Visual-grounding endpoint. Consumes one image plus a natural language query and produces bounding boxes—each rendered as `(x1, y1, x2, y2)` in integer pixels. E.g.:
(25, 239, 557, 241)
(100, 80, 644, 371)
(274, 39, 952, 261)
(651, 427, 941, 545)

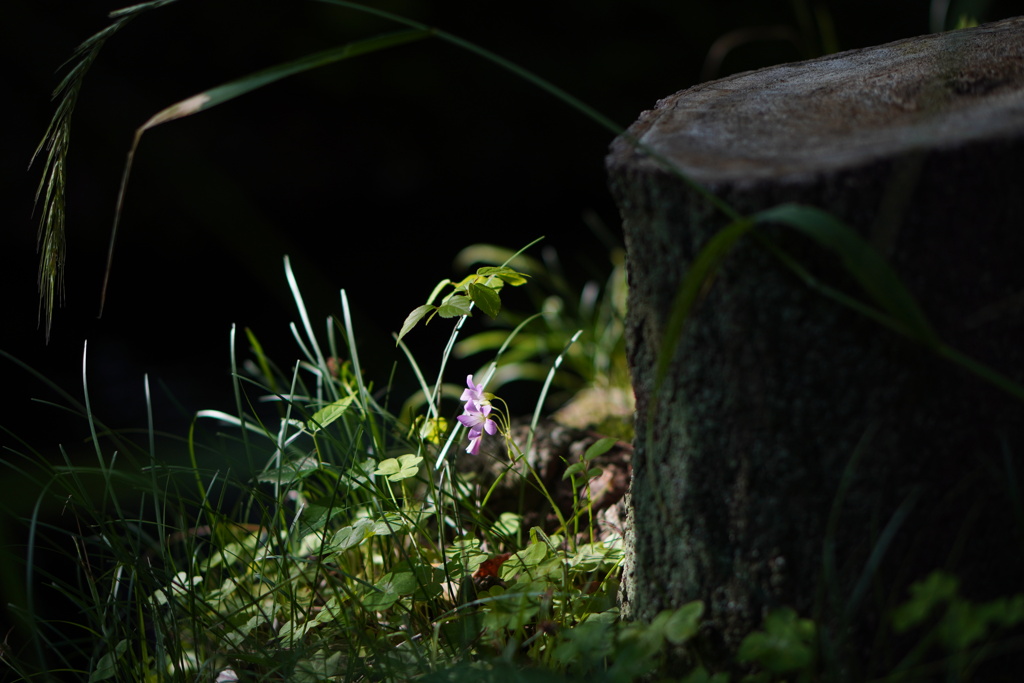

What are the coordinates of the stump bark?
(607, 17, 1024, 674)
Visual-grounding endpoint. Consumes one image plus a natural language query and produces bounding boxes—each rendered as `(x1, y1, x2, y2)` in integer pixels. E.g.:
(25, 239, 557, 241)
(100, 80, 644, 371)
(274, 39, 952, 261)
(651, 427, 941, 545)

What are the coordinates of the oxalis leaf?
(648, 601, 704, 645)
(738, 607, 816, 673)
(500, 541, 548, 579)
(88, 639, 128, 683)
(892, 570, 959, 632)
(374, 454, 423, 482)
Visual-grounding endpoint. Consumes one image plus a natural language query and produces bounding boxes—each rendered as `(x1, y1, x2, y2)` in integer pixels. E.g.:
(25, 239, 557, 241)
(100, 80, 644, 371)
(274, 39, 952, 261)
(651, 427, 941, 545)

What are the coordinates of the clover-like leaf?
(500, 541, 548, 580)
(416, 417, 448, 445)
(664, 601, 704, 644)
(374, 454, 423, 482)
(332, 518, 375, 552)
(892, 570, 959, 632)
(738, 608, 816, 673)
(363, 577, 400, 611)
(88, 639, 129, 683)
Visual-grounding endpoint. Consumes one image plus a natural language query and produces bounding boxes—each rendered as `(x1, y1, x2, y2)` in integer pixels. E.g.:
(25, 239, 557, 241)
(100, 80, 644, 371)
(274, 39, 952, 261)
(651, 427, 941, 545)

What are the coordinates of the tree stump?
(607, 17, 1024, 674)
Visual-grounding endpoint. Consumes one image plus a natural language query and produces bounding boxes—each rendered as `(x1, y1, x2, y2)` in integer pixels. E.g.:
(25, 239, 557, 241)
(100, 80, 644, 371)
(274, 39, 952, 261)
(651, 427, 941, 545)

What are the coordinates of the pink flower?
(461, 375, 488, 405)
(458, 375, 497, 454)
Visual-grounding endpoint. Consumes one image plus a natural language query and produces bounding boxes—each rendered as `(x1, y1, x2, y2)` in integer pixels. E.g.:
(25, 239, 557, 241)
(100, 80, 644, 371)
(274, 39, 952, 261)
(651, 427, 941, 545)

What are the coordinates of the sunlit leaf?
(307, 396, 355, 432)
(500, 542, 548, 579)
(469, 282, 501, 317)
(398, 304, 436, 342)
(438, 294, 473, 318)
(477, 265, 530, 286)
(374, 454, 423, 482)
(584, 437, 618, 462)
(417, 417, 448, 445)
(332, 518, 375, 551)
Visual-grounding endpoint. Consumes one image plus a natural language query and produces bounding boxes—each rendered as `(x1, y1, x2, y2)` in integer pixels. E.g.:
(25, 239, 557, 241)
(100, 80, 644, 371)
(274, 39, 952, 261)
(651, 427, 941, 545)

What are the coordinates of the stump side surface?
(609, 16, 1024, 674)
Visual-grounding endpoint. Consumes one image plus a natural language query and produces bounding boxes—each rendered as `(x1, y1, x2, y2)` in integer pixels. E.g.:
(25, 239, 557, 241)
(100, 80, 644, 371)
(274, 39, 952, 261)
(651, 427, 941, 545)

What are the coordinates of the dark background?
(4, 0, 1024, 670)
(3, 0, 1023, 625)
(7, 0, 1021, 439)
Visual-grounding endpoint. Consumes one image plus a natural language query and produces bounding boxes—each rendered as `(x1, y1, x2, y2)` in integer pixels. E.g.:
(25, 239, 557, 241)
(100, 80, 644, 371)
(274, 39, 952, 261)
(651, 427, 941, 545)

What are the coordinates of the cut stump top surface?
(612, 16, 1024, 183)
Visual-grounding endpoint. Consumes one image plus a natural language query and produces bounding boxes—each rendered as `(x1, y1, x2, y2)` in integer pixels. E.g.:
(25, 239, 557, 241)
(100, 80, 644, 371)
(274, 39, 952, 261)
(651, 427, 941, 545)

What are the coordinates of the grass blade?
(653, 216, 754, 390)
(753, 203, 939, 347)
(98, 29, 431, 318)
(31, 0, 182, 341)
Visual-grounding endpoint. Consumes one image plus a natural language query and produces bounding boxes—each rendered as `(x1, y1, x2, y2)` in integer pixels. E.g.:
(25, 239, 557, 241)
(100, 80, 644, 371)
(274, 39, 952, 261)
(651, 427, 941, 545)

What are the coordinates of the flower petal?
(461, 375, 486, 403)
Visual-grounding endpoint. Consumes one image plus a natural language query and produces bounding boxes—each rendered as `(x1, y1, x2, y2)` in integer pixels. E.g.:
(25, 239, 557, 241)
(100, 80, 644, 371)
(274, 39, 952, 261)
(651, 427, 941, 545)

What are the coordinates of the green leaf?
(362, 579, 400, 611)
(331, 518, 375, 551)
(584, 436, 618, 462)
(940, 599, 992, 650)
(370, 512, 407, 535)
(469, 281, 502, 317)
(398, 304, 436, 342)
(373, 453, 423, 482)
(681, 667, 730, 683)
(477, 265, 530, 286)
(564, 462, 604, 481)
(89, 639, 128, 683)
(258, 455, 320, 484)
(389, 562, 445, 600)
(438, 294, 473, 318)
(892, 570, 959, 632)
(501, 542, 548, 579)
(568, 541, 623, 572)
(738, 608, 816, 673)
(417, 417, 448, 445)
(307, 396, 355, 432)
(563, 462, 588, 480)
(664, 601, 704, 644)
(388, 571, 419, 595)
(492, 512, 522, 537)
